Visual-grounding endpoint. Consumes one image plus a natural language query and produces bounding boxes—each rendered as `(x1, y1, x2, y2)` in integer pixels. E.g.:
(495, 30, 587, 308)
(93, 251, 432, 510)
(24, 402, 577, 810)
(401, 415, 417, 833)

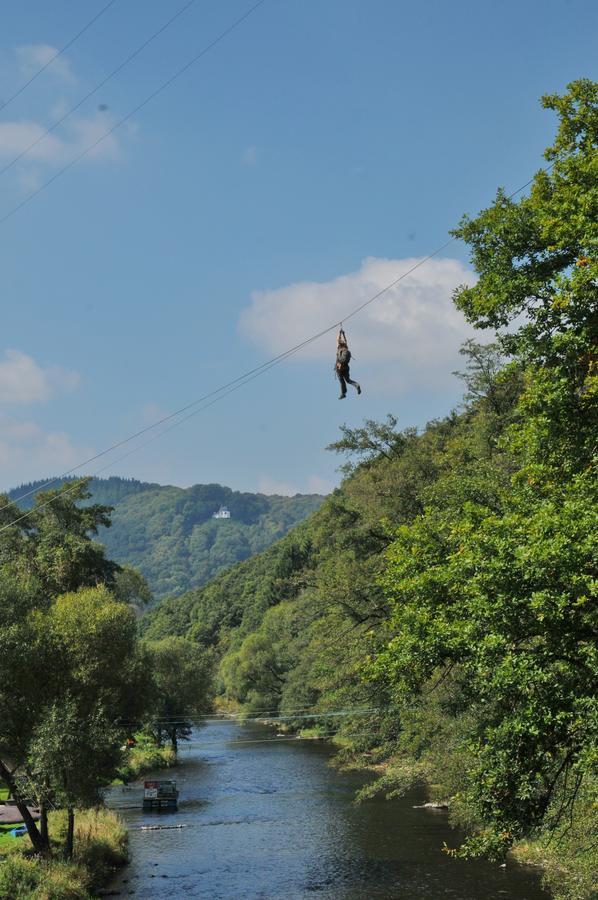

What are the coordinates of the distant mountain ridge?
(7, 476, 325, 601)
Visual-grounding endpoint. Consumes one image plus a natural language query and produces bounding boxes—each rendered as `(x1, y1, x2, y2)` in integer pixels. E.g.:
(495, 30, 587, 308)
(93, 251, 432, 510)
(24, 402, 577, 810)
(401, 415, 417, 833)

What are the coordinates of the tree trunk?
(40, 802, 48, 846)
(0, 759, 48, 855)
(65, 807, 75, 860)
(170, 728, 178, 754)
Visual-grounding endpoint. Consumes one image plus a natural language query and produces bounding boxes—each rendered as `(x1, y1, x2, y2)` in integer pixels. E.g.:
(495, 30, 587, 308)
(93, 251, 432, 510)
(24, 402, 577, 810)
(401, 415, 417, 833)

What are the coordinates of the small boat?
(142, 780, 179, 811)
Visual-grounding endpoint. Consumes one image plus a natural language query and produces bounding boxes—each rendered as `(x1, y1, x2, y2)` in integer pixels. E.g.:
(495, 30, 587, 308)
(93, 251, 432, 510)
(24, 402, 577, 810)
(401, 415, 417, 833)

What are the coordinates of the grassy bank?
(119, 733, 177, 782)
(511, 839, 597, 900)
(0, 807, 127, 899)
(510, 782, 598, 900)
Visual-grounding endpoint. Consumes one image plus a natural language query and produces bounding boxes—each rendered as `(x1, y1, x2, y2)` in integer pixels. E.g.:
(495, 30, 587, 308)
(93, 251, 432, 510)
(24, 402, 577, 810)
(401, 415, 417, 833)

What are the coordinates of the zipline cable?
(0, 0, 119, 112)
(0, 0, 200, 180)
(0, 161, 555, 532)
(0, 327, 336, 528)
(3, 285, 364, 518)
(0, 0, 268, 228)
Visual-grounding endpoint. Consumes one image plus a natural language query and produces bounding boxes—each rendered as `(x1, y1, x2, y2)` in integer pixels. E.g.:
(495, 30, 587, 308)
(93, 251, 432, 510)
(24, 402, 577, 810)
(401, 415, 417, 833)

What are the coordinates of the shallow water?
(106, 720, 548, 899)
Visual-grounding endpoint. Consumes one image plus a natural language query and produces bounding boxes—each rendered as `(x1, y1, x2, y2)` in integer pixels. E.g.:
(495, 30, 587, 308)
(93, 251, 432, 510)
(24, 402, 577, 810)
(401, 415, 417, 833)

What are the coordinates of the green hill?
(8, 477, 324, 600)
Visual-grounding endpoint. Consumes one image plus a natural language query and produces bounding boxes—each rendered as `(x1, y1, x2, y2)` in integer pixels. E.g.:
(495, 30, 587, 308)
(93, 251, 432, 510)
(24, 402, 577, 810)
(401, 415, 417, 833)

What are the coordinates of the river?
(105, 720, 548, 899)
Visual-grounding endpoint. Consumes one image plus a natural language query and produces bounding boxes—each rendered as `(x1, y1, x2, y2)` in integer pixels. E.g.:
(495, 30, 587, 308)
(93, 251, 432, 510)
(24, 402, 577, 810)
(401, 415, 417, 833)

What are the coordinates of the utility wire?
(0, 162, 554, 532)
(0, 0, 268, 228)
(0, 0, 199, 179)
(178, 731, 352, 749)
(0, 0, 119, 112)
(119, 703, 384, 728)
(146, 700, 385, 719)
(135, 704, 354, 720)
(147, 707, 386, 723)
(151, 697, 373, 717)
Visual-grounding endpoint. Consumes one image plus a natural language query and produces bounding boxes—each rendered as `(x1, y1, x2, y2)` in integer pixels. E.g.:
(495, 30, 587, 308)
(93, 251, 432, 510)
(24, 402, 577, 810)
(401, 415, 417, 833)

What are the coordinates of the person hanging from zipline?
(335, 327, 361, 399)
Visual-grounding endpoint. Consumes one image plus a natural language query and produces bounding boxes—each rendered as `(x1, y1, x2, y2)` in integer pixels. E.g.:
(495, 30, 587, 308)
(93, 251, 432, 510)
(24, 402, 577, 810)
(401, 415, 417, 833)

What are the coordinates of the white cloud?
(0, 411, 94, 492)
(0, 45, 129, 184)
(240, 256, 479, 390)
(67, 111, 121, 161)
(15, 44, 75, 84)
(0, 349, 80, 405)
(0, 109, 122, 167)
(0, 350, 87, 490)
(0, 121, 64, 163)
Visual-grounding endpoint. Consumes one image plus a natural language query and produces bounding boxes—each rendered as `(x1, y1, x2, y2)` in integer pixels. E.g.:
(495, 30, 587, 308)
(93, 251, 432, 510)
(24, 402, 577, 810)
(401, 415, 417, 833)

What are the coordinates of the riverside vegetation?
(0, 481, 214, 897)
(144, 82, 597, 900)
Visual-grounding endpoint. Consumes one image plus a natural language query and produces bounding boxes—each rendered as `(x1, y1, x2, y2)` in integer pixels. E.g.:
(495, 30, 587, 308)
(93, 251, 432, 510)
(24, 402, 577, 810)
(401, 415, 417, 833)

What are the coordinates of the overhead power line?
(0, 162, 554, 534)
(146, 706, 387, 723)
(0, 0, 199, 180)
(178, 731, 359, 749)
(0, 0, 268, 228)
(0, 0, 119, 113)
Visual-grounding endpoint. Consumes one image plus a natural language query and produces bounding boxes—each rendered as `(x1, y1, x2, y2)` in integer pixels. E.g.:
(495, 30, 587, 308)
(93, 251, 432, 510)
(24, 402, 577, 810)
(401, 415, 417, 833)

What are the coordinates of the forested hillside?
(8, 477, 324, 600)
(143, 82, 597, 899)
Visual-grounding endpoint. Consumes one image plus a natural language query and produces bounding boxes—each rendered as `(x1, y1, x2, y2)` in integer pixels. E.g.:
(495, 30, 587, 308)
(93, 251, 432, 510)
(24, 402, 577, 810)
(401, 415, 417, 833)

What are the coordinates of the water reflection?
(106, 721, 548, 899)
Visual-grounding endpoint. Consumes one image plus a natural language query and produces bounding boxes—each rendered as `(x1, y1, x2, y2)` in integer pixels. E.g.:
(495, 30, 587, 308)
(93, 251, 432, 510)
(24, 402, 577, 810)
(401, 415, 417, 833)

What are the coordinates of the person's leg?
(338, 372, 347, 398)
(344, 367, 361, 394)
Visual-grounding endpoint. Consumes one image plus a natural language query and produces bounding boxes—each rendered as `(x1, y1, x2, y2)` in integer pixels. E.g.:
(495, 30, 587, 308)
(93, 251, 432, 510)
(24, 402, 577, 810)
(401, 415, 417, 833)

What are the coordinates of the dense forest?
(144, 82, 597, 899)
(8, 477, 323, 600)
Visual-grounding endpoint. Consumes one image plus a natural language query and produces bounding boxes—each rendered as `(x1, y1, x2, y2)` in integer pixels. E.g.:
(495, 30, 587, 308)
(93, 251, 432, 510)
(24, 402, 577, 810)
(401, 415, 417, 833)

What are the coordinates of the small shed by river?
(142, 780, 178, 811)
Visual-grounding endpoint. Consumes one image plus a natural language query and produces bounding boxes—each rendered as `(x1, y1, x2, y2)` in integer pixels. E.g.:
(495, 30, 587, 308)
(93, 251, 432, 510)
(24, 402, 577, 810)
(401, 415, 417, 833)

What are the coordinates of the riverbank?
(119, 733, 176, 782)
(0, 808, 127, 899)
(341, 747, 596, 900)
(511, 827, 597, 900)
(0, 737, 173, 899)
(259, 721, 595, 900)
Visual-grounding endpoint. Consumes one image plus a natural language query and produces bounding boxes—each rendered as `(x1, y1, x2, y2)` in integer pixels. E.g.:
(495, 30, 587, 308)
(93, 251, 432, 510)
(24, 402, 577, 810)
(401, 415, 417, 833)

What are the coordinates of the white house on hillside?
(213, 506, 231, 519)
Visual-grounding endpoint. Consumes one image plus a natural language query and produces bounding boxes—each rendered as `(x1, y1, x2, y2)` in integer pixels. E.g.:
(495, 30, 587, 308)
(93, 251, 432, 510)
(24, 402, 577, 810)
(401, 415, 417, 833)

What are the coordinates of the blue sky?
(1, 0, 596, 495)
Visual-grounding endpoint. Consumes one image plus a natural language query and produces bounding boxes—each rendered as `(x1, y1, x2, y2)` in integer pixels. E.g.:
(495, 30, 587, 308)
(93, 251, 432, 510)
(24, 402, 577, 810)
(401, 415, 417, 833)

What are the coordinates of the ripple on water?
(106, 722, 549, 900)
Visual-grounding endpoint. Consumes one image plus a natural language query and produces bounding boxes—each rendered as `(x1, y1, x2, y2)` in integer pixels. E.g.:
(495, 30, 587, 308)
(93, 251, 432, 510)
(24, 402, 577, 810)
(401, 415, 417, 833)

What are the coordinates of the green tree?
(373, 79, 598, 856)
(144, 638, 213, 752)
(0, 574, 51, 854)
(28, 586, 148, 858)
(0, 478, 118, 598)
(0, 482, 150, 856)
(326, 414, 406, 473)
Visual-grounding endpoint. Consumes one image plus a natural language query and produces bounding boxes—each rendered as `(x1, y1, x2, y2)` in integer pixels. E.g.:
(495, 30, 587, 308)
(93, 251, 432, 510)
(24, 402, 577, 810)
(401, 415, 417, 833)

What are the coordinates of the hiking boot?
(356, 384, 361, 395)
(339, 393, 346, 400)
